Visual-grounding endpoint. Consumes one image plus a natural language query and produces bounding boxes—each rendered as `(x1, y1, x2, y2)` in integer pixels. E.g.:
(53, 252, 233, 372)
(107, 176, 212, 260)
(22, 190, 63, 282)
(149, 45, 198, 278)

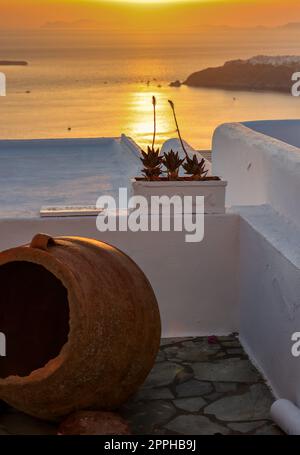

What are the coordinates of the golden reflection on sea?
(124, 90, 176, 150)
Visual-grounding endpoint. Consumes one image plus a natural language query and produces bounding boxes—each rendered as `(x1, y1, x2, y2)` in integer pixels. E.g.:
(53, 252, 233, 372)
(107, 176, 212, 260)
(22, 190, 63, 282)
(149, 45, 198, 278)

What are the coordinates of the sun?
(99, 0, 226, 4)
(96, 0, 221, 4)
(105, 0, 194, 3)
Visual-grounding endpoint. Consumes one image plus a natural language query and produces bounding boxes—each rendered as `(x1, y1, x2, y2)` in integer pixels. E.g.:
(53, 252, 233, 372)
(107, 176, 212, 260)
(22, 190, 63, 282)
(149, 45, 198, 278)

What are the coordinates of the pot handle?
(30, 233, 56, 251)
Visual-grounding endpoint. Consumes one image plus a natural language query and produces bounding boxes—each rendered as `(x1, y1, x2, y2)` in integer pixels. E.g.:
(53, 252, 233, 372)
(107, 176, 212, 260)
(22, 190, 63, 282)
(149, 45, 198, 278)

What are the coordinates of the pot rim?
(131, 177, 227, 187)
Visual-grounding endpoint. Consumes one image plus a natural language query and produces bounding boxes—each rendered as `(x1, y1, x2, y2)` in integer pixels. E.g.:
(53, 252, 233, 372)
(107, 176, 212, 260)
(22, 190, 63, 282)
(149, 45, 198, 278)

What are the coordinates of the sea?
(1, 28, 300, 150)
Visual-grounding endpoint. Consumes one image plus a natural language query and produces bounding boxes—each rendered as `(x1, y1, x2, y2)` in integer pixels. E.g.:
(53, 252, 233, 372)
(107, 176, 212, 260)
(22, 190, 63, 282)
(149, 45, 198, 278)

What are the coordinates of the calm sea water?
(1, 29, 300, 149)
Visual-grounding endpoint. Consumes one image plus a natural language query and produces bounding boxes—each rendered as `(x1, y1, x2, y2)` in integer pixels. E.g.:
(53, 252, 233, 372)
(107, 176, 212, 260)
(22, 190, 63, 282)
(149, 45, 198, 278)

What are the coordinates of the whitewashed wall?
(238, 206, 300, 403)
(213, 120, 300, 403)
(0, 214, 240, 338)
(212, 121, 300, 228)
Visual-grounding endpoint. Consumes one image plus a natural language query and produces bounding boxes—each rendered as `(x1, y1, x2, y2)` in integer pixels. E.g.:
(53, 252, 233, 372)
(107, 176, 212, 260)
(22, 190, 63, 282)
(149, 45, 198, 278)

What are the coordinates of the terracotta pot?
(0, 234, 161, 421)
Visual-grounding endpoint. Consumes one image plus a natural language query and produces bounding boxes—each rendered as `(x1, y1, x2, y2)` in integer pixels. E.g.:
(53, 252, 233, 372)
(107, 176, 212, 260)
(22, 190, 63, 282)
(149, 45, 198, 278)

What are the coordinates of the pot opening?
(0, 261, 69, 378)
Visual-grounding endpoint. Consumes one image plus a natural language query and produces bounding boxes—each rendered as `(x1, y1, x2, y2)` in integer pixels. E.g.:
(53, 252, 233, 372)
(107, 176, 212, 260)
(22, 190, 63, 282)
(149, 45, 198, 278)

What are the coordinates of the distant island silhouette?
(0, 61, 28, 66)
(171, 55, 300, 93)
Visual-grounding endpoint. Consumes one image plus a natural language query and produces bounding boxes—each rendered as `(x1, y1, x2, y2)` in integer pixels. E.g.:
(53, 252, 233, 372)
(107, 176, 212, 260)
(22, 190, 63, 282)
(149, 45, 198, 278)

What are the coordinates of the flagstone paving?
(121, 335, 283, 435)
(0, 336, 283, 435)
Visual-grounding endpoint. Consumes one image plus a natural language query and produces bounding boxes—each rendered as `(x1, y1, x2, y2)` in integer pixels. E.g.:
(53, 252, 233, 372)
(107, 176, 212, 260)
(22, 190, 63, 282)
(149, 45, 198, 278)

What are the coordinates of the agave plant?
(162, 149, 185, 181)
(183, 154, 208, 180)
(141, 146, 162, 180)
(140, 96, 162, 181)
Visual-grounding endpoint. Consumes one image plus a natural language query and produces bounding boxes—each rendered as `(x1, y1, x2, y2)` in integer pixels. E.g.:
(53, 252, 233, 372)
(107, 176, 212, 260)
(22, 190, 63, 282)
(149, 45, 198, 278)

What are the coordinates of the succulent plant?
(140, 146, 162, 180)
(162, 149, 185, 181)
(139, 97, 209, 181)
(141, 146, 162, 168)
(183, 154, 208, 180)
(141, 166, 162, 180)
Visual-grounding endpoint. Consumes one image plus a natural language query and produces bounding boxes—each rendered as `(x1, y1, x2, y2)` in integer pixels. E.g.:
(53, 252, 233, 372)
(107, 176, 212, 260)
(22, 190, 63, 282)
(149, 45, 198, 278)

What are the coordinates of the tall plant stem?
(168, 100, 188, 158)
(152, 96, 156, 151)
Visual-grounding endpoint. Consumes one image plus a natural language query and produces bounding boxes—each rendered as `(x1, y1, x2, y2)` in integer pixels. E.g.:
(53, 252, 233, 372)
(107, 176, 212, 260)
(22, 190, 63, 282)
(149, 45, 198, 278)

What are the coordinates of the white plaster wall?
(238, 206, 300, 402)
(212, 122, 300, 228)
(212, 120, 300, 401)
(0, 214, 240, 338)
(212, 123, 268, 207)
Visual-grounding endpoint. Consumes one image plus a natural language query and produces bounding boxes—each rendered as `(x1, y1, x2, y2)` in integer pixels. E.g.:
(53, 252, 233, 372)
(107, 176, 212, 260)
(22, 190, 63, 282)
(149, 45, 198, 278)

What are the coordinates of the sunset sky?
(2, 0, 300, 30)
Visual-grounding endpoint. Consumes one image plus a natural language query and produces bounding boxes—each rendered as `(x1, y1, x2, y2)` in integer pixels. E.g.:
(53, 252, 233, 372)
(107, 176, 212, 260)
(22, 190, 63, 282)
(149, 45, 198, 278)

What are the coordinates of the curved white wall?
(238, 206, 300, 404)
(212, 121, 300, 228)
(212, 120, 300, 407)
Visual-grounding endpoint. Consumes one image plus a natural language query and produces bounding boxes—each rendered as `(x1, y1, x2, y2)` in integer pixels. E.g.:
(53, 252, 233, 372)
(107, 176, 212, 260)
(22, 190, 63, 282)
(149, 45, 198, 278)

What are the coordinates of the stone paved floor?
(0, 335, 283, 435)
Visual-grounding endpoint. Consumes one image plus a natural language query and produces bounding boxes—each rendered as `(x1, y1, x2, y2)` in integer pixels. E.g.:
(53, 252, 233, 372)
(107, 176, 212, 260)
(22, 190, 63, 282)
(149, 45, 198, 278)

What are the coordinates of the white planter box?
(131, 178, 227, 214)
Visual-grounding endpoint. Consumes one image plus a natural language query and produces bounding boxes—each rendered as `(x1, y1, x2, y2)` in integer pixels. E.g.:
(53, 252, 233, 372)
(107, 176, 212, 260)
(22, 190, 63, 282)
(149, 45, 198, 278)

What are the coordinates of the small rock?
(165, 415, 228, 435)
(169, 80, 182, 88)
(173, 397, 206, 412)
(58, 411, 131, 435)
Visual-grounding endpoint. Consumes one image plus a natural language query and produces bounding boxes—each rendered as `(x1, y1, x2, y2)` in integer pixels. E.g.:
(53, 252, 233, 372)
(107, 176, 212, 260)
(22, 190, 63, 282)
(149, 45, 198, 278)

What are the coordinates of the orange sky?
(2, 0, 300, 30)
